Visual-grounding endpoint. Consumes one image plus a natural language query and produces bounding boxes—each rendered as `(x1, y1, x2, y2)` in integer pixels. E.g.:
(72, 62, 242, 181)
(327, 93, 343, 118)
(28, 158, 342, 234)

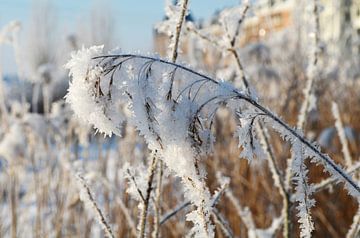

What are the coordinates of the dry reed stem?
(283, 0, 320, 235)
(171, 0, 189, 63)
(76, 174, 115, 238)
(347, 208, 360, 238)
(137, 155, 158, 238)
(186, 8, 290, 235)
(313, 162, 360, 193)
(152, 161, 163, 238)
(116, 197, 137, 237)
(224, 2, 290, 236)
(150, 0, 190, 236)
(332, 102, 353, 167)
(212, 208, 234, 238)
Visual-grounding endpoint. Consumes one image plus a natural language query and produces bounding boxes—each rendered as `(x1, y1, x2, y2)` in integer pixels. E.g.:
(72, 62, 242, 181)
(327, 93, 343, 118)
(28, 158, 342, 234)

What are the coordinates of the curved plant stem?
(94, 53, 360, 197)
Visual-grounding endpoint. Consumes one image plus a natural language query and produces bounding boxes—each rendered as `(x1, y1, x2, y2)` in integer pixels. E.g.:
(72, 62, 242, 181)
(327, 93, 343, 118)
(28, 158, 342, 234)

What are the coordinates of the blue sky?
(0, 0, 239, 74)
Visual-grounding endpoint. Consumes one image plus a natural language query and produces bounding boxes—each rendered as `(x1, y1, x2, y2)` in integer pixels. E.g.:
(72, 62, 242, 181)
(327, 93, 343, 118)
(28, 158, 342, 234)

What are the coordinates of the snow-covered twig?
(332, 102, 352, 167)
(115, 197, 137, 237)
(296, 0, 320, 130)
(75, 174, 115, 238)
(160, 201, 191, 225)
(212, 208, 234, 238)
(170, 0, 189, 62)
(153, 1, 190, 236)
(159, 180, 229, 225)
(83, 53, 360, 197)
(347, 208, 360, 238)
(152, 161, 164, 238)
(313, 162, 360, 193)
(187, 6, 291, 235)
(137, 155, 158, 238)
(285, 1, 321, 236)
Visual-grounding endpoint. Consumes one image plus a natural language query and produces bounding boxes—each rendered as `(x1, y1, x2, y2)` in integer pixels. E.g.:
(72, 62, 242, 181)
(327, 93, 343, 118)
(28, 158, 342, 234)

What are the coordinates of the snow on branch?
(66, 49, 360, 237)
(66, 49, 360, 197)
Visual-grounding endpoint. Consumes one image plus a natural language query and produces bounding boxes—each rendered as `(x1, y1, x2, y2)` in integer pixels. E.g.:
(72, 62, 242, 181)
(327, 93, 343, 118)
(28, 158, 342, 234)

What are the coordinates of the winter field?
(1, 0, 360, 237)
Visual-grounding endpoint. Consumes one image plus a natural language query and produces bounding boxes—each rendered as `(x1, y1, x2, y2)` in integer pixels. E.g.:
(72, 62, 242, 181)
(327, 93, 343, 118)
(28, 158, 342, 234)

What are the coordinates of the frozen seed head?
(65, 45, 124, 136)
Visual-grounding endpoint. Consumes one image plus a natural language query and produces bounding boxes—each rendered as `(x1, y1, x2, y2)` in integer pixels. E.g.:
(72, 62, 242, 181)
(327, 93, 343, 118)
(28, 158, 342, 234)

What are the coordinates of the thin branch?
(313, 162, 360, 193)
(152, 161, 163, 238)
(160, 181, 229, 225)
(284, 1, 321, 235)
(229, 2, 250, 48)
(332, 102, 352, 167)
(186, 25, 227, 51)
(224, 186, 256, 231)
(76, 174, 115, 238)
(116, 197, 137, 237)
(256, 123, 290, 237)
(212, 208, 234, 238)
(153, 0, 190, 236)
(138, 155, 158, 238)
(171, 0, 189, 62)
(347, 208, 360, 238)
(126, 169, 145, 203)
(160, 201, 191, 225)
(296, 0, 320, 130)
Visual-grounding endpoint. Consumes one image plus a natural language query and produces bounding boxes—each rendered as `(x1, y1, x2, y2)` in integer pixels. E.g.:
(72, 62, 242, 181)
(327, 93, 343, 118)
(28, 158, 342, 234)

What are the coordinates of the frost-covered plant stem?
(284, 1, 320, 235)
(293, 142, 315, 238)
(116, 197, 137, 237)
(296, 0, 320, 130)
(313, 162, 360, 193)
(183, 161, 213, 237)
(160, 1, 214, 236)
(151, 1, 190, 236)
(347, 208, 360, 238)
(171, 0, 189, 62)
(226, 1, 250, 89)
(332, 102, 352, 167)
(189, 3, 290, 235)
(160, 201, 191, 225)
(91, 53, 360, 196)
(76, 174, 115, 238)
(212, 208, 234, 238)
(138, 155, 158, 238)
(224, 185, 256, 232)
(186, 25, 225, 50)
(256, 123, 290, 238)
(152, 161, 163, 238)
(210, 5, 290, 226)
(159, 180, 228, 226)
